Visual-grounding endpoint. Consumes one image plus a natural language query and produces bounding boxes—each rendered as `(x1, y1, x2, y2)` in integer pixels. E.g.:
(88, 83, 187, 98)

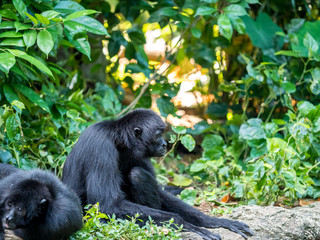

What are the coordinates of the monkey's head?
(118, 109, 168, 158)
(2, 179, 52, 230)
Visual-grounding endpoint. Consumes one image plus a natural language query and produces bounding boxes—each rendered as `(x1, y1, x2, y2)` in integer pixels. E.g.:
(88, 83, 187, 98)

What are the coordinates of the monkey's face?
(2, 200, 27, 230)
(148, 129, 167, 157)
(133, 127, 167, 158)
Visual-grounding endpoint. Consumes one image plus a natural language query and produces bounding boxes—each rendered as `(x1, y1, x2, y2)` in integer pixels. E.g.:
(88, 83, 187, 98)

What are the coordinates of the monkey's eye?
(6, 202, 12, 208)
(17, 207, 26, 216)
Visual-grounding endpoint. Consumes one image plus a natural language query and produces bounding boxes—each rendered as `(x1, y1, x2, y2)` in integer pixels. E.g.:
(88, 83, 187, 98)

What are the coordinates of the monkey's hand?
(206, 218, 254, 239)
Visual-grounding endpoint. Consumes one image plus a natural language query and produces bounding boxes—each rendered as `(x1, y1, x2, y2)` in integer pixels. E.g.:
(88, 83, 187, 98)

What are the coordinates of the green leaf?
(191, 27, 202, 38)
(0, 31, 22, 38)
(275, 50, 302, 57)
(37, 30, 54, 57)
(66, 109, 80, 119)
(251, 161, 265, 179)
(195, 6, 217, 16)
(128, 28, 146, 45)
(70, 16, 109, 36)
(303, 32, 318, 55)
(0, 52, 16, 74)
(135, 45, 148, 68)
(0, 22, 15, 29)
(23, 30, 37, 49)
(169, 134, 177, 143)
(3, 84, 22, 114)
(0, 9, 18, 20)
(245, 0, 260, 3)
(13, 84, 51, 113)
(242, 13, 284, 50)
(310, 68, 320, 95)
(202, 134, 224, 150)
(180, 189, 198, 205)
(267, 137, 285, 153)
(0, 149, 15, 164)
(281, 81, 296, 93)
(35, 13, 50, 25)
(65, 10, 98, 21)
(11, 100, 25, 110)
(156, 96, 176, 117)
(267, 138, 296, 159)
(3, 84, 19, 105)
(290, 21, 320, 57)
(239, 118, 266, 140)
(64, 22, 91, 59)
(13, 0, 27, 21)
(25, 12, 38, 25)
(54, 1, 85, 14)
(41, 10, 61, 19)
(171, 174, 192, 187)
(297, 101, 315, 116)
(125, 42, 135, 60)
(63, 20, 86, 37)
(232, 181, 245, 198)
(218, 14, 233, 40)
(0, 38, 25, 47)
(230, 17, 246, 34)
(172, 126, 187, 134)
(224, 4, 247, 17)
(101, 87, 121, 115)
(187, 121, 210, 135)
(283, 171, 296, 189)
(5, 114, 20, 142)
(181, 134, 195, 152)
(125, 63, 150, 76)
(161, 7, 177, 17)
(272, 119, 287, 125)
(207, 102, 228, 117)
(190, 159, 206, 173)
(8, 49, 54, 78)
(14, 21, 32, 31)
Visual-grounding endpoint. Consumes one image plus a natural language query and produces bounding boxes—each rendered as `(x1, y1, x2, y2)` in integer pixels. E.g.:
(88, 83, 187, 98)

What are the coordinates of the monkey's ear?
(134, 127, 142, 138)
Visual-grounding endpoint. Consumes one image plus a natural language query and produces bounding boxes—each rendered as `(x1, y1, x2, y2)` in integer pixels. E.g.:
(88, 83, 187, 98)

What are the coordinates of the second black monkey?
(0, 164, 83, 240)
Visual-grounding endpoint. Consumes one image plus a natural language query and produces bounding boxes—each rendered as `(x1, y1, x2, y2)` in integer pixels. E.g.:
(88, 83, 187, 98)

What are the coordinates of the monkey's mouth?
(3, 222, 16, 230)
(156, 148, 167, 157)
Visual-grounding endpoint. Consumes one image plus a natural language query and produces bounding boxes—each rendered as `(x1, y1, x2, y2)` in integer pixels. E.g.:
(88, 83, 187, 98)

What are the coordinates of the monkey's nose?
(6, 216, 13, 223)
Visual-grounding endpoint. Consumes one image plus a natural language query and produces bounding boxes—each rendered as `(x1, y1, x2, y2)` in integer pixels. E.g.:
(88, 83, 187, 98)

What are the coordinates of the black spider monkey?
(62, 108, 253, 240)
(0, 164, 83, 240)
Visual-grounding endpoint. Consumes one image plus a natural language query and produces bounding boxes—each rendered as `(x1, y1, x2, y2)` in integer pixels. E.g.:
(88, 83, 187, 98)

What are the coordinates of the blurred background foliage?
(1, 0, 320, 209)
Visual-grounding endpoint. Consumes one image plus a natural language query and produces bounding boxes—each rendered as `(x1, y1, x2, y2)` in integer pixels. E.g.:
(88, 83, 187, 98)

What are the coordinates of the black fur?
(0, 164, 17, 179)
(62, 108, 254, 240)
(0, 164, 83, 240)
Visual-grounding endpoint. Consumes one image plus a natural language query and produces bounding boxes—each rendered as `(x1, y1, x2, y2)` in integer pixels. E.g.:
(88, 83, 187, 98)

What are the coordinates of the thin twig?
(159, 135, 180, 166)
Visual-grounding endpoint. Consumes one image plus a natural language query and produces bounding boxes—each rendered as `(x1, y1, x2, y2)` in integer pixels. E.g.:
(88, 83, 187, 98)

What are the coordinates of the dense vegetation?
(1, 0, 320, 238)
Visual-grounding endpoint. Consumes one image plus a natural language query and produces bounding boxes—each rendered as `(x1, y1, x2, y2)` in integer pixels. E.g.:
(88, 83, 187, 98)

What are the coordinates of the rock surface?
(5, 203, 320, 240)
(183, 202, 320, 240)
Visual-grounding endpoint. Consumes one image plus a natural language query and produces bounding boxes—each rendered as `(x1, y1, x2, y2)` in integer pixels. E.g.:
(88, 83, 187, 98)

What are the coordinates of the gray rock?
(182, 202, 320, 240)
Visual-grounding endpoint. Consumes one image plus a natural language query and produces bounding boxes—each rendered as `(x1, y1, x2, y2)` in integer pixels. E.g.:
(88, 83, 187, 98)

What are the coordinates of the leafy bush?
(1, 0, 320, 211)
(0, 0, 110, 173)
(232, 101, 320, 205)
(71, 204, 182, 240)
